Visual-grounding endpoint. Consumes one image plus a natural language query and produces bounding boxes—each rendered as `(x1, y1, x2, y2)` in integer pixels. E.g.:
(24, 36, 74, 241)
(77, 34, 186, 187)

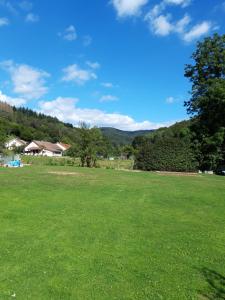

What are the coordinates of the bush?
(134, 137, 198, 172)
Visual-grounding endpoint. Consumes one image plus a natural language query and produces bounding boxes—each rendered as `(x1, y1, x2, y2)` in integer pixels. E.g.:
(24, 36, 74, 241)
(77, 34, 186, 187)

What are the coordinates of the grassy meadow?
(0, 165, 225, 299)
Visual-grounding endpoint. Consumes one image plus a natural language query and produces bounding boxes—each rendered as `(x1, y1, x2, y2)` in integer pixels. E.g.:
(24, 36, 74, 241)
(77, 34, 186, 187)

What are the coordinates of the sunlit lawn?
(0, 166, 224, 299)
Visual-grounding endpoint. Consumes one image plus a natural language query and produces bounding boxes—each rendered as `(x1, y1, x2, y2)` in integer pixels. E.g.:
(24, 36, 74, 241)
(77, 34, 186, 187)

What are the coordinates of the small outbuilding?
(5, 138, 27, 150)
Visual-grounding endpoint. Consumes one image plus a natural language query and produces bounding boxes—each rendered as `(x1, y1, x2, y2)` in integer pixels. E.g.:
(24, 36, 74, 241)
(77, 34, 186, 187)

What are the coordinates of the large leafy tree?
(185, 34, 225, 170)
(77, 122, 105, 168)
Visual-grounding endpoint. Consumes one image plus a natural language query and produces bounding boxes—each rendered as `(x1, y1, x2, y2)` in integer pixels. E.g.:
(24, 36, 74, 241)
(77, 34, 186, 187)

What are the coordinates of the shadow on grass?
(199, 268, 225, 299)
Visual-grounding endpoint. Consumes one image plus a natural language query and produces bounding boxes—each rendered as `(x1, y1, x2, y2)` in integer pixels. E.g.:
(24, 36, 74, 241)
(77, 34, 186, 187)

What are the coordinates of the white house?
(5, 138, 27, 150)
(24, 141, 70, 157)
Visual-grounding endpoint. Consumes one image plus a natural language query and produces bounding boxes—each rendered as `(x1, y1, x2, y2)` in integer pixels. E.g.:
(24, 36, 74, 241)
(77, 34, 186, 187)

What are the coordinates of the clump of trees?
(65, 122, 124, 167)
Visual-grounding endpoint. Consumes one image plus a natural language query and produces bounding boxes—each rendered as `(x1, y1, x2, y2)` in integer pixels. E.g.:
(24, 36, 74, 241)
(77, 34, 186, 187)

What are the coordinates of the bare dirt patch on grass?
(48, 171, 83, 176)
(156, 171, 199, 177)
(116, 168, 141, 173)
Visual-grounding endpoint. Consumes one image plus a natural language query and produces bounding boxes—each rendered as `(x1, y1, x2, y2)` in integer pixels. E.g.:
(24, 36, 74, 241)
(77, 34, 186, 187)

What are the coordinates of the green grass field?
(0, 166, 225, 299)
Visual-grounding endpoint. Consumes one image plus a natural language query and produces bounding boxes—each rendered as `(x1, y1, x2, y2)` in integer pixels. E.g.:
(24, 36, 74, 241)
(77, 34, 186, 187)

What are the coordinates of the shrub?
(134, 136, 198, 172)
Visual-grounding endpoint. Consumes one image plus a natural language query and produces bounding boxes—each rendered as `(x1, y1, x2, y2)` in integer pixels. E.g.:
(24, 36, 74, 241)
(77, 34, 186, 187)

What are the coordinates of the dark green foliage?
(134, 121, 198, 172)
(77, 123, 106, 167)
(121, 145, 134, 159)
(0, 129, 6, 152)
(185, 34, 225, 170)
(134, 136, 198, 172)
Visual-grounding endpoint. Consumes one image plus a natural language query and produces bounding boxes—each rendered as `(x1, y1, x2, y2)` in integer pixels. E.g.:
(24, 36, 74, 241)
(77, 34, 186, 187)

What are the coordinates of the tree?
(121, 145, 134, 160)
(0, 134, 5, 153)
(185, 34, 225, 170)
(77, 123, 104, 167)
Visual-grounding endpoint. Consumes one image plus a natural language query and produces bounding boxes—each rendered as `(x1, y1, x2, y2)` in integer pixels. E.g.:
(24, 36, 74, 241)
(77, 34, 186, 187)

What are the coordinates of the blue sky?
(0, 0, 224, 130)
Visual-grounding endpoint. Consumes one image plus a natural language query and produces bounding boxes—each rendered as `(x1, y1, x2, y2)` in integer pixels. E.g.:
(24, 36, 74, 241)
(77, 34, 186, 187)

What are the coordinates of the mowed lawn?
(0, 166, 225, 300)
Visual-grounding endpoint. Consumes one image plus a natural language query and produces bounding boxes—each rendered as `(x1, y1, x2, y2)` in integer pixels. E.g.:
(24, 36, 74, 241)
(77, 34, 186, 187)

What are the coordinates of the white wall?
(41, 150, 62, 157)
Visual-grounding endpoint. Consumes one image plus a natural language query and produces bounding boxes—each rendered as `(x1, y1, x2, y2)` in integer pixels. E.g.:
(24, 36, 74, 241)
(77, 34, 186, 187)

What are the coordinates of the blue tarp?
(8, 160, 21, 167)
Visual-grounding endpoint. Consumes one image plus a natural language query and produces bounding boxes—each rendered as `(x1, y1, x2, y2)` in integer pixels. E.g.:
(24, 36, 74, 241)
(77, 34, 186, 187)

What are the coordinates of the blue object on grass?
(8, 160, 21, 167)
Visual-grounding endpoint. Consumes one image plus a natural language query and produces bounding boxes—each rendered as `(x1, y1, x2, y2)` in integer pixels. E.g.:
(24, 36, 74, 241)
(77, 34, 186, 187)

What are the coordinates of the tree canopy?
(185, 34, 225, 170)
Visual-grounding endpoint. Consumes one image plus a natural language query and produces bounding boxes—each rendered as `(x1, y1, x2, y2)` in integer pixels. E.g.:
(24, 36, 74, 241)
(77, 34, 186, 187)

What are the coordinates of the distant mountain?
(100, 127, 154, 146)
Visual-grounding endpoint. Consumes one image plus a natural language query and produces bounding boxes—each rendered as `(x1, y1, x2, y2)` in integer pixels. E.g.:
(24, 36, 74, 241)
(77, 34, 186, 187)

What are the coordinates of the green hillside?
(100, 127, 154, 146)
(0, 104, 79, 146)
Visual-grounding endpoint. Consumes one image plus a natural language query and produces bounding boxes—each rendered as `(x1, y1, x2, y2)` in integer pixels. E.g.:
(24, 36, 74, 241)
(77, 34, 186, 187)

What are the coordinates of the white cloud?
(38, 96, 174, 131)
(150, 14, 173, 36)
(86, 61, 101, 69)
(145, 0, 190, 20)
(60, 25, 77, 41)
(175, 14, 191, 33)
(19, 1, 33, 11)
(0, 1, 18, 14)
(223, 2, 225, 11)
(111, 0, 148, 17)
(0, 60, 50, 100)
(99, 95, 118, 102)
(101, 82, 114, 88)
(25, 13, 39, 23)
(163, 0, 191, 7)
(62, 64, 97, 85)
(0, 17, 9, 26)
(145, 0, 212, 42)
(146, 4, 211, 41)
(183, 21, 212, 42)
(166, 95, 184, 104)
(146, 12, 190, 36)
(0, 90, 26, 106)
(83, 35, 92, 46)
(166, 96, 175, 104)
